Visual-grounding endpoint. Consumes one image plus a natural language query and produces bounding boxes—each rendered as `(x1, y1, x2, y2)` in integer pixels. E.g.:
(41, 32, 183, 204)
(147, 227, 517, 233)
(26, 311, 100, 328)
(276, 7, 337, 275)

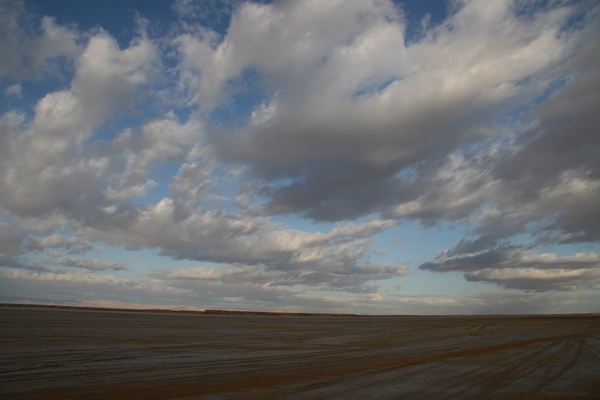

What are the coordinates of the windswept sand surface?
(1, 307, 599, 399)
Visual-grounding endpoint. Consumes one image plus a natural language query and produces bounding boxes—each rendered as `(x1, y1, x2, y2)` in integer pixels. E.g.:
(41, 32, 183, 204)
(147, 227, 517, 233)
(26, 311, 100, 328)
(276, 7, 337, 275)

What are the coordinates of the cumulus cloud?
(0, 26, 158, 218)
(98, 114, 204, 205)
(175, 0, 598, 295)
(0, 1, 79, 80)
(183, 0, 596, 223)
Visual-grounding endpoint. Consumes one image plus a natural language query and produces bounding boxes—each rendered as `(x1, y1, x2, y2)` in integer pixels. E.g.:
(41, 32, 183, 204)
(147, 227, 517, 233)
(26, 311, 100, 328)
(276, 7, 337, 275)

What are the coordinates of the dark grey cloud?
(0, 221, 24, 258)
(420, 246, 518, 273)
(392, 24, 600, 292)
(490, 47, 600, 245)
(421, 245, 600, 292)
(203, 0, 599, 231)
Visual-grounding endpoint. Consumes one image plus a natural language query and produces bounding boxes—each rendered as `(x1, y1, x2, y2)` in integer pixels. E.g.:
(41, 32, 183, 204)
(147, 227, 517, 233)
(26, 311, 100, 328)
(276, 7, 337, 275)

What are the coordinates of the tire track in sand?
(280, 334, 571, 399)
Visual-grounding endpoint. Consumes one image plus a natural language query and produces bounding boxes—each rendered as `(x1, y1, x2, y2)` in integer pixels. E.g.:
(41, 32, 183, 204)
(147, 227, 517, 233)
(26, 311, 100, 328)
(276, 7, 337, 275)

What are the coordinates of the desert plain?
(1, 306, 599, 399)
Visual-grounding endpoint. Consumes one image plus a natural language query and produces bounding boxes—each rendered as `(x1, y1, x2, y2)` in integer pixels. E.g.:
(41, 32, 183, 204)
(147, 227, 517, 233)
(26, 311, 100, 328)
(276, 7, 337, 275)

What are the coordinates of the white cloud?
(0, 27, 159, 218)
(3, 83, 21, 98)
(26, 234, 94, 254)
(74, 199, 404, 291)
(72, 33, 157, 125)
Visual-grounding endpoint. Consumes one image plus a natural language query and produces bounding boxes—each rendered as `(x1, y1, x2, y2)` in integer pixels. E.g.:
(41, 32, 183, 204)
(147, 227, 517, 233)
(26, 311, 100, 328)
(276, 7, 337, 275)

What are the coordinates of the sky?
(0, 0, 599, 314)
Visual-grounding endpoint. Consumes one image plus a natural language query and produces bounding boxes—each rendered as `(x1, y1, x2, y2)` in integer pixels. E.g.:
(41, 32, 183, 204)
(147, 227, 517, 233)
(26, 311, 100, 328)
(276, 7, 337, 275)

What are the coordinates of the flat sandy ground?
(1, 307, 599, 399)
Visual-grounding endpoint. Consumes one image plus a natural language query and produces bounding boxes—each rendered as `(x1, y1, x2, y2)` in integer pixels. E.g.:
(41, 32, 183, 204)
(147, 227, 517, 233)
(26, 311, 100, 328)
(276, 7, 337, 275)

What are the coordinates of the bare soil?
(1, 306, 599, 399)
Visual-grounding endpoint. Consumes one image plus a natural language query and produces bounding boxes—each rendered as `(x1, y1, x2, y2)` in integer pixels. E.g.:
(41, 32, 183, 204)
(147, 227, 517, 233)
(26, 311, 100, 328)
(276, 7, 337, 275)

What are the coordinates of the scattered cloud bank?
(0, 0, 599, 313)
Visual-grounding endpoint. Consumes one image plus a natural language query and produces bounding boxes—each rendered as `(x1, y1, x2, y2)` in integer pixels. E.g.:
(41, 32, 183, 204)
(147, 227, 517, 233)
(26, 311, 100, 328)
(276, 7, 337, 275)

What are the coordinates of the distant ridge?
(2, 303, 597, 317)
(202, 309, 358, 317)
(0, 303, 358, 317)
(0, 303, 203, 314)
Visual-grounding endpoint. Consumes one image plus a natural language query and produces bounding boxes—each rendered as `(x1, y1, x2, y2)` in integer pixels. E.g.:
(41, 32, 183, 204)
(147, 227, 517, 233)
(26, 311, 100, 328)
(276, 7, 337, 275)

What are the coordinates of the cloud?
(42, 254, 126, 272)
(420, 247, 600, 292)
(25, 234, 94, 254)
(171, 0, 241, 33)
(0, 27, 158, 218)
(158, 261, 407, 293)
(175, 0, 597, 226)
(0, 267, 391, 313)
(75, 200, 404, 291)
(0, 1, 79, 80)
(3, 83, 21, 98)
(0, 268, 146, 303)
(471, 291, 600, 315)
(175, 0, 403, 111)
(98, 114, 204, 205)
(0, 221, 24, 257)
(489, 48, 600, 245)
(0, 1, 599, 311)
(389, 12, 600, 290)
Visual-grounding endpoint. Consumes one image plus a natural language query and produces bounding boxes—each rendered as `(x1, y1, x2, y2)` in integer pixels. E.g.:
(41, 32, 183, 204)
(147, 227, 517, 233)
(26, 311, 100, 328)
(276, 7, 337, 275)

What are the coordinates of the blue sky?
(1, 0, 599, 314)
